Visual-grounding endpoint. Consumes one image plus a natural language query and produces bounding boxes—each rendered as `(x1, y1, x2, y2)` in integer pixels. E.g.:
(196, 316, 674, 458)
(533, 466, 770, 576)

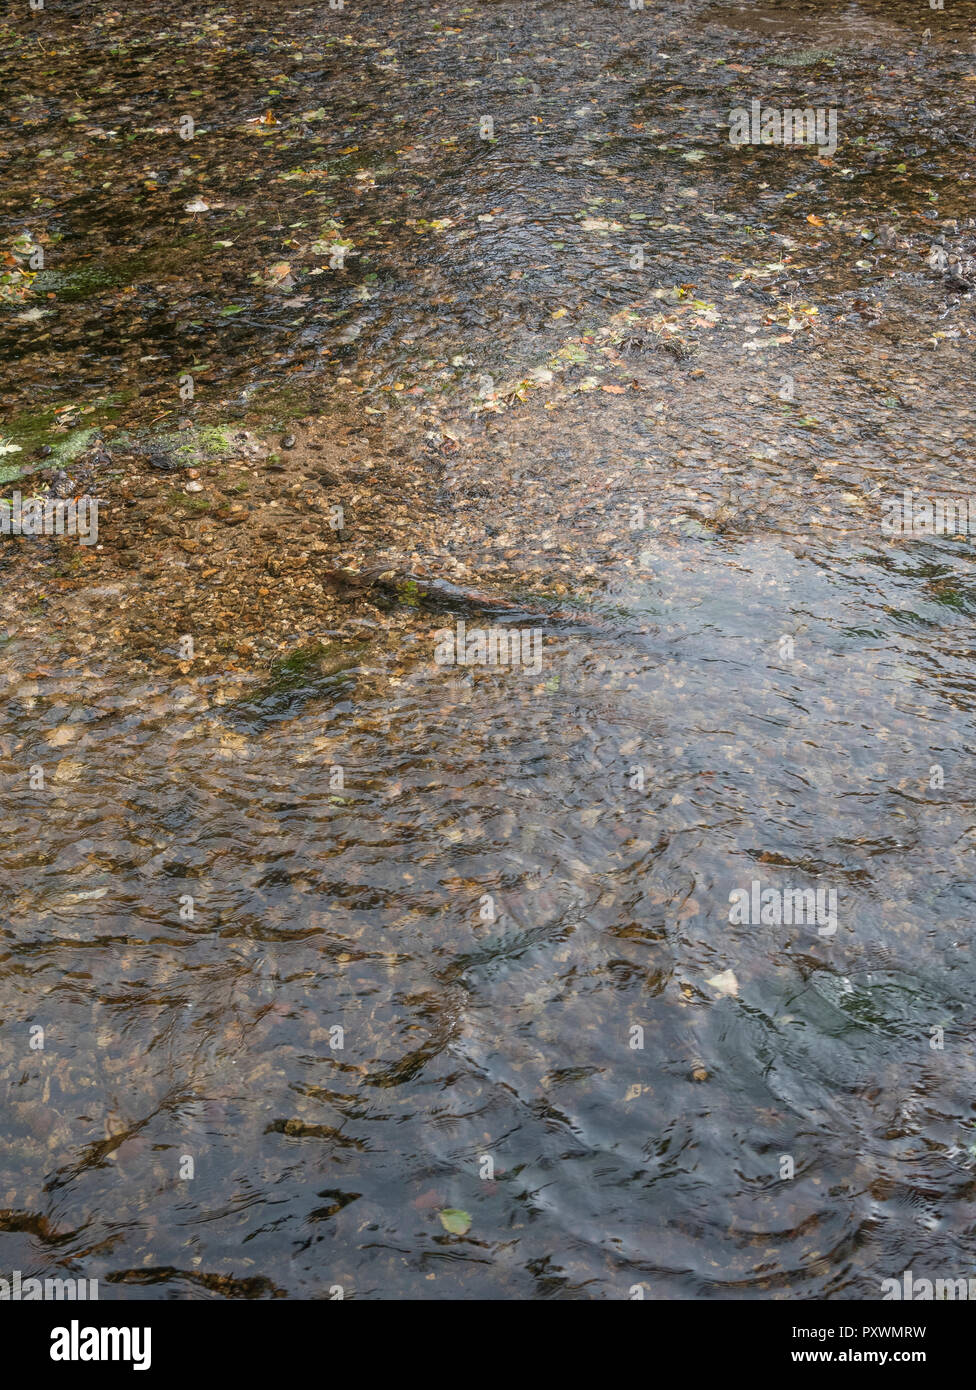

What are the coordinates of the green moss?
(124, 422, 238, 470)
(0, 391, 134, 474)
(196, 425, 234, 455)
(269, 641, 336, 680)
(219, 641, 366, 728)
(264, 639, 366, 693)
(32, 265, 122, 302)
(56, 427, 97, 462)
(30, 237, 205, 304)
(167, 489, 210, 513)
(0, 422, 97, 482)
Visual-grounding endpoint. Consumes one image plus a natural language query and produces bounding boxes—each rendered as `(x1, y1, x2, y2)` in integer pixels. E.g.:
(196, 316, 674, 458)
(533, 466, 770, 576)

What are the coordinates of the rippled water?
(3, 0, 976, 1299)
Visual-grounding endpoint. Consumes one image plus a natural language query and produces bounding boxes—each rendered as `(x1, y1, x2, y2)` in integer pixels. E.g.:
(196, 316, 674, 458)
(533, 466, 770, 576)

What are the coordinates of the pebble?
(281, 434, 297, 449)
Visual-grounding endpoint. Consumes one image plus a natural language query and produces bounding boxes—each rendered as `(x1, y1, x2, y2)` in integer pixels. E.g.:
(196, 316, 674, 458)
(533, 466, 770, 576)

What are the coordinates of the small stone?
(24, 1105, 55, 1139)
(281, 434, 296, 449)
(185, 481, 204, 493)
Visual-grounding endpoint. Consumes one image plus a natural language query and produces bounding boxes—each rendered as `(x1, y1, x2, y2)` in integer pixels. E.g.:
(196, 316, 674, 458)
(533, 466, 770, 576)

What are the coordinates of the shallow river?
(2, 0, 975, 1298)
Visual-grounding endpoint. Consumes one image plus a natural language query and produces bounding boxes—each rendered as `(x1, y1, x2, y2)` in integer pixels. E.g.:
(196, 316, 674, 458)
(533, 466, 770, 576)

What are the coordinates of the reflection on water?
(3, 0, 976, 1299)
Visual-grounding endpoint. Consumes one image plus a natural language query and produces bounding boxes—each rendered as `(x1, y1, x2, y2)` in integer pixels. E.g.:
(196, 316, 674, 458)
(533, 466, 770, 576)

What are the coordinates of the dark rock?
(47, 470, 72, 500)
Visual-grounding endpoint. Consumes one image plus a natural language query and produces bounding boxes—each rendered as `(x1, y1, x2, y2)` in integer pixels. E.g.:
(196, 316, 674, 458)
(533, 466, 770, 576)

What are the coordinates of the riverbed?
(1, 0, 975, 1298)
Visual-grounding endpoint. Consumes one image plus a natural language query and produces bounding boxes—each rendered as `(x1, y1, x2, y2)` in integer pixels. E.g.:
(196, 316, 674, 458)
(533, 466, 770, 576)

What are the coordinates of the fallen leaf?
(439, 1208, 471, 1235)
(56, 887, 108, 905)
(707, 969, 739, 997)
